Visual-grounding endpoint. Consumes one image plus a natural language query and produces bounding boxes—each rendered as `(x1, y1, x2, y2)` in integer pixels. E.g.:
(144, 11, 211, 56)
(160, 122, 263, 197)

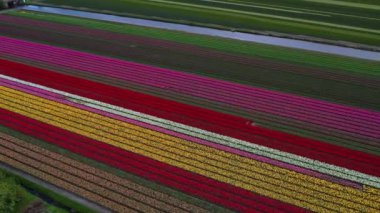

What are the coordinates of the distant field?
(8, 10, 380, 77)
(30, 0, 380, 46)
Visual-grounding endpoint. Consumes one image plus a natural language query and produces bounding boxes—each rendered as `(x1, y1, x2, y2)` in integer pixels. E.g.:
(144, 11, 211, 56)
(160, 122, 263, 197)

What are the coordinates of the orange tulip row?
(0, 132, 204, 212)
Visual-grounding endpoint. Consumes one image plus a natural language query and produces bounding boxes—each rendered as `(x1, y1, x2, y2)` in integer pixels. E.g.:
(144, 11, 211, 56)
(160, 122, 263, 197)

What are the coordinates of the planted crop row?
(8, 10, 380, 76)
(0, 77, 376, 195)
(1, 8, 379, 212)
(1, 37, 376, 133)
(2, 84, 374, 198)
(1, 18, 379, 115)
(7, 54, 376, 155)
(0, 110, 291, 213)
(1, 60, 379, 179)
(0, 139, 134, 212)
(2, 77, 360, 188)
(154, 0, 380, 28)
(1, 14, 378, 89)
(0, 132, 203, 212)
(0, 81, 302, 211)
(0, 73, 378, 185)
(0, 129, 231, 213)
(16, 44, 377, 131)
(0, 113, 366, 213)
(0, 86, 379, 212)
(2, 85, 371, 197)
(26, 0, 380, 46)
(0, 76, 371, 190)
(0, 35, 376, 127)
(2, 68, 378, 180)
(1, 37, 379, 152)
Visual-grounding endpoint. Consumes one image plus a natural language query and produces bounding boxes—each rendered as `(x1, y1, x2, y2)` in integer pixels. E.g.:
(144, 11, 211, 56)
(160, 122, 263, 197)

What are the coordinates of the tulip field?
(0, 6, 380, 213)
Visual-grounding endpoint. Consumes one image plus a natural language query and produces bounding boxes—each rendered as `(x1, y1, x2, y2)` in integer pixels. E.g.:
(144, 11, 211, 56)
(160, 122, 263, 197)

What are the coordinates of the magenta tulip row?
(1, 36, 379, 142)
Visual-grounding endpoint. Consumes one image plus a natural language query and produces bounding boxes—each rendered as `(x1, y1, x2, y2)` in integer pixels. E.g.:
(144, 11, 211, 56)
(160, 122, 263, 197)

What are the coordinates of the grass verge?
(30, 0, 380, 46)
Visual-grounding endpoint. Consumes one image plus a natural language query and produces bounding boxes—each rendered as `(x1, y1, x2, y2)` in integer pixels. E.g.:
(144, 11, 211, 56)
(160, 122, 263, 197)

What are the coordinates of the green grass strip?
(0, 125, 230, 213)
(142, 0, 380, 34)
(8, 10, 380, 76)
(302, 0, 380, 10)
(16, 178, 93, 213)
(30, 0, 380, 46)
(14, 191, 37, 213)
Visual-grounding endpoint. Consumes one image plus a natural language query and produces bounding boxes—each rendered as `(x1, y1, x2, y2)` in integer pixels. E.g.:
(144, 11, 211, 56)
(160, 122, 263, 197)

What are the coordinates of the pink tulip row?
(0, 13, 377, 89)
(0, 36, 379, 146)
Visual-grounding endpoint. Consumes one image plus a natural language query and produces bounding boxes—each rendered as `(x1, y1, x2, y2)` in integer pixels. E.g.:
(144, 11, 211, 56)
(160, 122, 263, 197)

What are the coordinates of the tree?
(0, 171, 22, 213)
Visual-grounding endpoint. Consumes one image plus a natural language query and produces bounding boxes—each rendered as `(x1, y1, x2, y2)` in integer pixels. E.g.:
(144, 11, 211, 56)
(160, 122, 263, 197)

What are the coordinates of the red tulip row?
(1, 35, 378, 150)
(0, 106, 304, 212)
(6, 53, 375, 154)
(0, 59, 378, 177)
(0, 14, 377, 88)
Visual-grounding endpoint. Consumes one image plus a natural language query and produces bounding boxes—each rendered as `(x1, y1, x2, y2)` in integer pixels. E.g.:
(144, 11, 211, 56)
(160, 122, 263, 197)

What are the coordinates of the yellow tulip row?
(1, 86, 379, 212)
(0, 85, 378, 212)
(3, 87, 378, 204)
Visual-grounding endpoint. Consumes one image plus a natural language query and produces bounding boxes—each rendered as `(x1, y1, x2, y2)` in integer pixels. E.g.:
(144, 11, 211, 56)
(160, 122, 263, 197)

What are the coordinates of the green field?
(30, 0, 380, 46)
(9, 10, 380, 77)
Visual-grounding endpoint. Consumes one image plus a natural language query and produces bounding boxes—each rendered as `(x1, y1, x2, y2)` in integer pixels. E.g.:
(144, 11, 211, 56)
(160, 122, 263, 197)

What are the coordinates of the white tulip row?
(1, 74, 379, 189)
